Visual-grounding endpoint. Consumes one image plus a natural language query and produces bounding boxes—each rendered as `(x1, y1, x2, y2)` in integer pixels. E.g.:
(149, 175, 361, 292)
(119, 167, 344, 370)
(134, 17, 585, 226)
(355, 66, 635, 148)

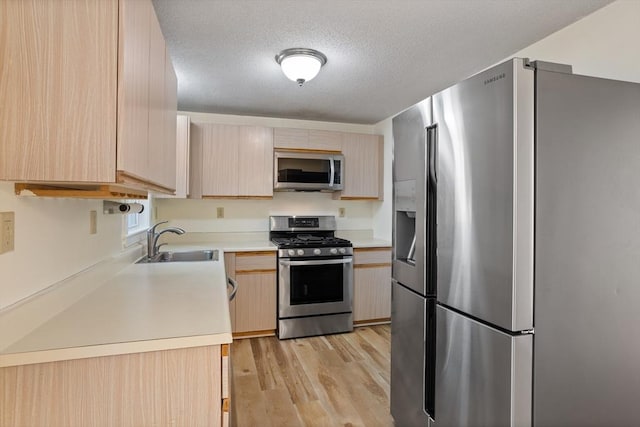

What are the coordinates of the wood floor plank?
(274, 338, 318, 404)
(232, 338, 258, 377)
(292, 343, 367, 425)
(345, 328, 389, 375)
(332, 364, 393, 427)
(325, 333, 364, 363)
(232, 325, 392, 427)
(263, 388, 304, 426)
(294, 400, 335, 427)
(251, 337, 286, 391)
(233, 374, 272, 427)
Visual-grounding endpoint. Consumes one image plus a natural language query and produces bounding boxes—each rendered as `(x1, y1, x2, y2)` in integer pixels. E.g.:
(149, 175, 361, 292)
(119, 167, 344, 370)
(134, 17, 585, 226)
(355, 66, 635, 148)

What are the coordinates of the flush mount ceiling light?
(275, 48, 327, 86)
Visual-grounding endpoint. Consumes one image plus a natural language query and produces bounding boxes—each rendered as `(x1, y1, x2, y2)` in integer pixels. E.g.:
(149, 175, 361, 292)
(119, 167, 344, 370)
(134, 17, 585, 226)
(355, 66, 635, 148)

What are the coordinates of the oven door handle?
(279, 257, 353, 267)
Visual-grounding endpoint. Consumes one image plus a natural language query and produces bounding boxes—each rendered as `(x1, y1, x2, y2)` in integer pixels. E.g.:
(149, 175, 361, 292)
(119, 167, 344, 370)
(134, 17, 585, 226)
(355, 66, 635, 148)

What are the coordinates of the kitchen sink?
(136, 249, 218, 263)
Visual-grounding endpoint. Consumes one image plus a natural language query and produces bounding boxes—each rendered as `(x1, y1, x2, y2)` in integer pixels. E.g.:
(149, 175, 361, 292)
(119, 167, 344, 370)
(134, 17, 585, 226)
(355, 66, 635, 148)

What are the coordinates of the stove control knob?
(297, 249, 305, 256)
(288, 249, 295, 256)
(330, 248, 338, 254)
(339, 248, 346, 254)
(313, 249, 321, 255)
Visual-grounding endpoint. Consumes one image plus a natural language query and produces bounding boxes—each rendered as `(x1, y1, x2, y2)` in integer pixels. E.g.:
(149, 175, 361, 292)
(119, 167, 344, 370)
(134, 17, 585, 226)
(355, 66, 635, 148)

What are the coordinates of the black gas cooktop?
(271, 235, 352, 249)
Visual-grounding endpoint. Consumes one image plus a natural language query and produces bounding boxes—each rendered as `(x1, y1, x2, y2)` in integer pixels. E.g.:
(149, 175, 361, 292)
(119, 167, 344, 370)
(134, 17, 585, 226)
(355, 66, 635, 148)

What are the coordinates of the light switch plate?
(0, 211, 15, 254)
(339, 207, 346, 217)
(217, 207, 224, 218)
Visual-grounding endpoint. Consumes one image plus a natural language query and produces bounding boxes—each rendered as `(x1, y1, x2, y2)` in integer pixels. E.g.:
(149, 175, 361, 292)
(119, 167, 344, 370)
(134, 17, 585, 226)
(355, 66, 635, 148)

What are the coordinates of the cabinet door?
(233, 252, 277, 334)
(234, 272, 277, 333)
(274, 128, 307, 149)
(353, 248, 392, 323)
(117, 0, 152, 183)
(237, 126, 273, 197)
(340, 133, 383, 199)
(354, 266, 392, 322)
(273, 128, 341, 152)
(200, 124, 239, 196)
(173, 115, 190, 198)
(146, 7, 166, 187)
(0, 0, 118, 182)
(189, 123, 204, 199)
(161, 51, 178, 191)
(0, 346, 224, 425)
(308, 130, 342, 152)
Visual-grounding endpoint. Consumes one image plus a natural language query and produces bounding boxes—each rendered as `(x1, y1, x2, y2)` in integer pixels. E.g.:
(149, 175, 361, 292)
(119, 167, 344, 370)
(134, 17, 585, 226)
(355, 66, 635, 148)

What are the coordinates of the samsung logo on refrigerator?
(484, 73, 506, 85)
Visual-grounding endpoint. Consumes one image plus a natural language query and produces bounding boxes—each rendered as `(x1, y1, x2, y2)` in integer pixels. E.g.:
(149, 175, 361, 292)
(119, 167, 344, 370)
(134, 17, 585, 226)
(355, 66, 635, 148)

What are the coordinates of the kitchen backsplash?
(0, 182, 124, 310)
(155, 191, 379, 234)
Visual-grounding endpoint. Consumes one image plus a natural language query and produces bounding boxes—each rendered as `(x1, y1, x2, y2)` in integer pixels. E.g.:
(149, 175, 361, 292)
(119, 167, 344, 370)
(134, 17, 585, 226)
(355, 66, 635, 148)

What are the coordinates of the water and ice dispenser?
(393, 179, 418, 270)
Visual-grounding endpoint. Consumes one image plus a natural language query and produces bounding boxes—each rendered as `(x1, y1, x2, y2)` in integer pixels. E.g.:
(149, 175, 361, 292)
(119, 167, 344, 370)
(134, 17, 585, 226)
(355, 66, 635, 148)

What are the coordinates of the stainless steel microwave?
(274, 151, 344, 191)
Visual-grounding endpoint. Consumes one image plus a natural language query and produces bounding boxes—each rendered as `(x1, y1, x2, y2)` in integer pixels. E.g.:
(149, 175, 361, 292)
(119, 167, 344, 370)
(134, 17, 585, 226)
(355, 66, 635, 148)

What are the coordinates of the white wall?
(371, 0, 640, 243)
(158, 112, 384, 236)
(372, 118, 393, 240)
(515, 1, 640, 84)
(0, 183, 124, 310)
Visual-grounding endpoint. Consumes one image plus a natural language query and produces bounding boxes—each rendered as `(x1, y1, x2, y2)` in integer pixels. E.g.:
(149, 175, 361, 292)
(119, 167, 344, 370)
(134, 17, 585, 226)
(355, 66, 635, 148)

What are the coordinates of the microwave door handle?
(329, 158, 335, 187)
(280, 258, 352, 267)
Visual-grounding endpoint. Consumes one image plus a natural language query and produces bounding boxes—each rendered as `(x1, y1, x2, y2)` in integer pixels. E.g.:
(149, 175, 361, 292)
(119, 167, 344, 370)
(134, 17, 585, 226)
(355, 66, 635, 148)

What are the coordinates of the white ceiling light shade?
(275, 48, 327, 86)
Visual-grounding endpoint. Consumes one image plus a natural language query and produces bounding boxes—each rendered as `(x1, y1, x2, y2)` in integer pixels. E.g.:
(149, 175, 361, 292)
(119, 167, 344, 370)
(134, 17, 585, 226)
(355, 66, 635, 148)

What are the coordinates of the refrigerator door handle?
(427, 124, 438, 184)
(425, 124, 438, 296)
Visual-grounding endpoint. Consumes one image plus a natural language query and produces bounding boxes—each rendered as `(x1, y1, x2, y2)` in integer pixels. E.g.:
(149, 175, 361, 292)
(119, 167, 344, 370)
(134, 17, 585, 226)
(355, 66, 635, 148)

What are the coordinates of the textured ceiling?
(152, 0, 612, 124)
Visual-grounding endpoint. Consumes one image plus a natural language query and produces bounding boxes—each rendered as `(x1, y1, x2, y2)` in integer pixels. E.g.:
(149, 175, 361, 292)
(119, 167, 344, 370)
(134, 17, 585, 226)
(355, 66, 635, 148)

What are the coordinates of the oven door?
(278, 256, 353, 317)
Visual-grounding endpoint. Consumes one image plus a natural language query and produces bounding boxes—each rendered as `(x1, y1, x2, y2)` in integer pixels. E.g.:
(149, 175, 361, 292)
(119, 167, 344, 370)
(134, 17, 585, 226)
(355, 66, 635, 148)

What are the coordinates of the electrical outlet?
(89, 210, 97, 234)
(0, 212, 15, 254)
(217, 207, 224, 218)
(339, 207, 346, 217)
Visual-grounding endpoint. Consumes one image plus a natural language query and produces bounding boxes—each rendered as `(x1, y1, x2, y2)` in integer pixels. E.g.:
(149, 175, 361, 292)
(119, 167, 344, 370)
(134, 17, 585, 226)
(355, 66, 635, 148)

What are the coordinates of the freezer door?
(435, 305, 532, 427)
(390, 280, 432, 426)
(433, 58, 534, 331)
(534, 70, 640, 426)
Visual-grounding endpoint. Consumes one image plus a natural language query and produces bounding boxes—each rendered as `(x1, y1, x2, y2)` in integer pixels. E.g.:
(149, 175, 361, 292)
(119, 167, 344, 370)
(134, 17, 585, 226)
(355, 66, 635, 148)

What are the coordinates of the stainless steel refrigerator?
(391, 58, 640, 427)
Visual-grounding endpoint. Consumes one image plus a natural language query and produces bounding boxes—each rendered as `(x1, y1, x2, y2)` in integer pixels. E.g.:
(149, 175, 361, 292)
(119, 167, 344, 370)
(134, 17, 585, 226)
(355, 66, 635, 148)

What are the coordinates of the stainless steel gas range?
(270, 216, 354, 339)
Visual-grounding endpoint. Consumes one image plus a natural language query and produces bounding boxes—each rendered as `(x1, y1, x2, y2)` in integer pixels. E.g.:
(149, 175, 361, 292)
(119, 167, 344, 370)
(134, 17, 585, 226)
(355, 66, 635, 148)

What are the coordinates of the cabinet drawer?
(354, 248, 392, 266)
(235, 252, 276, 272)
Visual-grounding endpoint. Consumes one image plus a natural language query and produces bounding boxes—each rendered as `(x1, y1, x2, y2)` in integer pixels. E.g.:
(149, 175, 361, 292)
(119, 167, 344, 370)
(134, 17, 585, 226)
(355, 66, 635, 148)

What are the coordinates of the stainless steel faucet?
(146, 221, 185, 259)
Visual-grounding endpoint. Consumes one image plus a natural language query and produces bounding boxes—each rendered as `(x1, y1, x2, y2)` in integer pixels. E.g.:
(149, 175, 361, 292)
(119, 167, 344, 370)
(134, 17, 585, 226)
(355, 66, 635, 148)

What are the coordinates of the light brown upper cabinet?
(190, 123, 273, 199)
(338, 133, 384, 200)
(155, 115, 190, 199)
(0, 0, 177, 197)
(274, 128, 342, 152)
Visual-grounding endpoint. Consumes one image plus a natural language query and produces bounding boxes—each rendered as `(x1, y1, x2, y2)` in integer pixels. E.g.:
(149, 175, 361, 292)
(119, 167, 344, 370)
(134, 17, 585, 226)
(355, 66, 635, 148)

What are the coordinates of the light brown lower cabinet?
(0, 344, 231, 427)
(353, 247, 392, 324)
(224, 251, 277, 337)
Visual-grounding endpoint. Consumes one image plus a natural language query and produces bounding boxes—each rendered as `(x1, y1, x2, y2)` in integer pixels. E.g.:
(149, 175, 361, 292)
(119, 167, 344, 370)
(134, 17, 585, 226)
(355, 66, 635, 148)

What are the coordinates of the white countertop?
(0, 256, 232, 367)
(0, 235, 389, 368)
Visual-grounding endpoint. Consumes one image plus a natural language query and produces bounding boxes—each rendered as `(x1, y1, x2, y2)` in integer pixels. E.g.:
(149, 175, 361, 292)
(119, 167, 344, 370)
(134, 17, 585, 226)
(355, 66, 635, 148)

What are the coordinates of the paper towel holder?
(103, 200, 144, 215)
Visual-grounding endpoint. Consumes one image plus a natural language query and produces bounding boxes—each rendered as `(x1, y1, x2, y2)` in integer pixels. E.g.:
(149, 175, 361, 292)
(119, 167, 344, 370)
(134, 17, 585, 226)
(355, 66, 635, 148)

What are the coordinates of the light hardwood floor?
(231, 325, 393, 427)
